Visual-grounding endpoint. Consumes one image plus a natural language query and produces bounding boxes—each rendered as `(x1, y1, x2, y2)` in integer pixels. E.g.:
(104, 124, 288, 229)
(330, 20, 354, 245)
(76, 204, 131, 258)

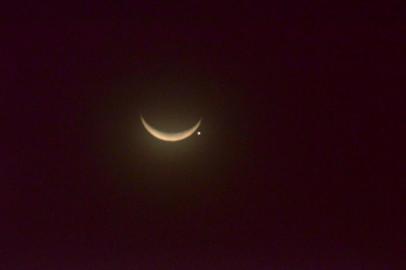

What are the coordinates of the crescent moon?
(140, 115, 201, 142)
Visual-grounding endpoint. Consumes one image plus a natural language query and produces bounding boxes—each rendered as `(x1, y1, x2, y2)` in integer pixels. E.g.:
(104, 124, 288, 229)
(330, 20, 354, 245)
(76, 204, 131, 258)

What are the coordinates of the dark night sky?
(2, 7, 404, 269)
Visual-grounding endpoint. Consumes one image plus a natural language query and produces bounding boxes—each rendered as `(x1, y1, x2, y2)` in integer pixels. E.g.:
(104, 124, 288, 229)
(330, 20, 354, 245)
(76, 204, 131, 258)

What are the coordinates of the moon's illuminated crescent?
(140, 115, 201, 142)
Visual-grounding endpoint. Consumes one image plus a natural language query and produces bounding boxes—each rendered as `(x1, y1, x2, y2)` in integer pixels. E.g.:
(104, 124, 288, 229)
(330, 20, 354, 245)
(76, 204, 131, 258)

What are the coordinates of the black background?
(2, 6, 404, 269)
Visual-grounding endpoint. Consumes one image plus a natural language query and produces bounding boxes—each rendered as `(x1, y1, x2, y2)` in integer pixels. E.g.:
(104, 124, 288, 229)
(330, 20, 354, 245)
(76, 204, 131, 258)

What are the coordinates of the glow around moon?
(140, 115, 201, 142)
